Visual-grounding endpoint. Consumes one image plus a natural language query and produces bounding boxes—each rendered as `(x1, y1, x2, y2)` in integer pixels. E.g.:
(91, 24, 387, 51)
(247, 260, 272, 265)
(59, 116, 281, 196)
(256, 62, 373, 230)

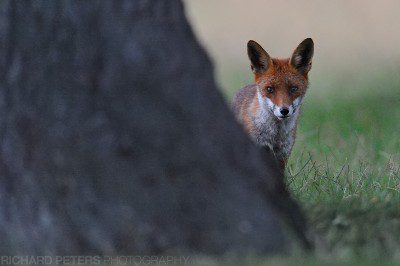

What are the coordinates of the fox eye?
(266, 87, 274, 93)
(289, 87, 298, 93)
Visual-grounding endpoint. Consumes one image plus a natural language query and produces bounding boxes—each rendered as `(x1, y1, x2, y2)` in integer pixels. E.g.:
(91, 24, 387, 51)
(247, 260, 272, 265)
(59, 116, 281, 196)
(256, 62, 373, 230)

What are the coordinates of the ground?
(221, 69, 400, 265)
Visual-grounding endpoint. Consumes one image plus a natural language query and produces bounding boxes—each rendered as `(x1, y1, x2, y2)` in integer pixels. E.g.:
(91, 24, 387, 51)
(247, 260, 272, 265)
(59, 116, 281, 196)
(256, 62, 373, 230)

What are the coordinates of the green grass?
(222, 69, 400, 264)
(287, 88, 400, 259)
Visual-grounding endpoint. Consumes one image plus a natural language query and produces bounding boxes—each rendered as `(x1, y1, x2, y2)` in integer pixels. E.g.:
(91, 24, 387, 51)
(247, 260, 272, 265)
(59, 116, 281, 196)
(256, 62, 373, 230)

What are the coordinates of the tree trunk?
(0, 0, 310, 255)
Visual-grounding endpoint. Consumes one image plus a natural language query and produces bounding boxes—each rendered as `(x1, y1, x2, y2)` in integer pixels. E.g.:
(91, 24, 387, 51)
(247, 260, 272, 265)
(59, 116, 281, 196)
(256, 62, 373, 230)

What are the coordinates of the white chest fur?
(250, 91, 301, 162)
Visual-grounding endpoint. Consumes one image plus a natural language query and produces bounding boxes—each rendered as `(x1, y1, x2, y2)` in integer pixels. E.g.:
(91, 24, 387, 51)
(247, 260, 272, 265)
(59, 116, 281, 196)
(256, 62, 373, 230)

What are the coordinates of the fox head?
(247, 38, 314, 120)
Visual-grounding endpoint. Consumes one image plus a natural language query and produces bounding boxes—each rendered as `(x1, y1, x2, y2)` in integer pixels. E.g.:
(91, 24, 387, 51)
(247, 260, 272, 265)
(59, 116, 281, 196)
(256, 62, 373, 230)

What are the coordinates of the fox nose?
(280, 108, 289, 116)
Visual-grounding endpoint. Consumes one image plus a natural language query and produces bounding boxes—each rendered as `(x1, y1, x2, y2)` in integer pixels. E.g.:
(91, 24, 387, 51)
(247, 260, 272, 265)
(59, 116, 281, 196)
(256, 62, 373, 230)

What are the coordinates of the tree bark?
(0, 0, 310, 255)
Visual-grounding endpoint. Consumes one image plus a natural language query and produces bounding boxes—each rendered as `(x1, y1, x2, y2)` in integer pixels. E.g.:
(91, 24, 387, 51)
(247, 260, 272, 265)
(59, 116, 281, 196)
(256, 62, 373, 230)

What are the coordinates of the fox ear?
(247, 40, 271, 74)
(290, 38, 314, 75)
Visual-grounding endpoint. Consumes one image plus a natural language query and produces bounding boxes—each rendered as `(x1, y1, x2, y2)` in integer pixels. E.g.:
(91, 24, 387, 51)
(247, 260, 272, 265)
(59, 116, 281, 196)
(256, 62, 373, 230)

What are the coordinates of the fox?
(232, 38, 314, 169)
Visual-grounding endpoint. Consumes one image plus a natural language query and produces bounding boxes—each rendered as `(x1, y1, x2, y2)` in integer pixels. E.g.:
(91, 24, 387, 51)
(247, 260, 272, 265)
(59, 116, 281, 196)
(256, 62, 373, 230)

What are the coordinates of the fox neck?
(251, 90, 301, 162)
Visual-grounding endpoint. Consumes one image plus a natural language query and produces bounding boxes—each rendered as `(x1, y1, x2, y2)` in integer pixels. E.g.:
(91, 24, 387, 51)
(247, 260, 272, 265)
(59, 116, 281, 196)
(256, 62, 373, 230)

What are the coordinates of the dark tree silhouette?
(0, 0, 311, 255)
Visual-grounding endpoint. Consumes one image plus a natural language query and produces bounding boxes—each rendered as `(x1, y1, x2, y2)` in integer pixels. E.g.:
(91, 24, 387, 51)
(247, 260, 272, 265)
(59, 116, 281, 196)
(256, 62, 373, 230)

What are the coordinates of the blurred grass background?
(184, 0, 400, 263)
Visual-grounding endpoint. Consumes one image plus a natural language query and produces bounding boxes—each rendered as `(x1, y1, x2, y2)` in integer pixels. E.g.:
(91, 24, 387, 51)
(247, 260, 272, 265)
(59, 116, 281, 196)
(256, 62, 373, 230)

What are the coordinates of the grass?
(222, 69, 400, 264)
(288, 75, 400, 258)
